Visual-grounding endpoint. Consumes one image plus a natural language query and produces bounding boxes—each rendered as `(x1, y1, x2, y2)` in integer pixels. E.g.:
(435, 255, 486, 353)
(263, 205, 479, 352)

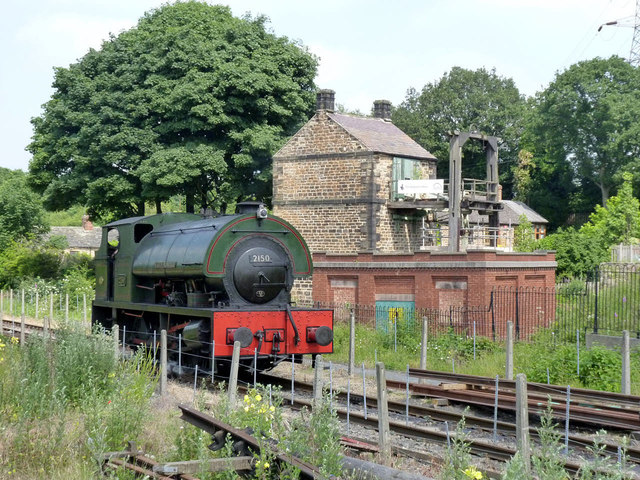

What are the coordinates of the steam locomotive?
(92, 202, 333, 373)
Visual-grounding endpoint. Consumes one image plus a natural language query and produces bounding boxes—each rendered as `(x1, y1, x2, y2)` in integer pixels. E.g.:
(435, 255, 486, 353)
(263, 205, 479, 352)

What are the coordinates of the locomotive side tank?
(92, 202, 333, 372)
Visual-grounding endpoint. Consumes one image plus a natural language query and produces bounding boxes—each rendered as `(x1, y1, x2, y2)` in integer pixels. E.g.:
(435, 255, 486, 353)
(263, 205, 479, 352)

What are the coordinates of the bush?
(579, 346, 621, 392)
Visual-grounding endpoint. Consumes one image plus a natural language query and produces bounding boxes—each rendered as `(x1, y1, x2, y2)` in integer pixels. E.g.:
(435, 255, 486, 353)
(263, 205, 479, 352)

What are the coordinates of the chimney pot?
(316, 89, 335, 112)
(82, 214, 93, 231)
(373, 99, 392, 120)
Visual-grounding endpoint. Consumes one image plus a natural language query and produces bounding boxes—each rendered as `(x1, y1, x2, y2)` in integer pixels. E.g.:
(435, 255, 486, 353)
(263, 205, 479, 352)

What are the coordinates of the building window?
(391, 157, 424, 200)
(534, 225, 546, 240)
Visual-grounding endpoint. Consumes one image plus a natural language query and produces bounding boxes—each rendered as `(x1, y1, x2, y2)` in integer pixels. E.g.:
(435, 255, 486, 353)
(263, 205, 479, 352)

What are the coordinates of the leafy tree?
(513, 214, 536, 252)
(580, 172, 640, 246)
(392, 67, 526, 196)
(537, 174, 639, 277)
(0, 239, 63, 288)
(28, 2, 318, 220)
(525, 56, 640, 213)
(537, 227, 608, 279)
(0, 168, 49, 250)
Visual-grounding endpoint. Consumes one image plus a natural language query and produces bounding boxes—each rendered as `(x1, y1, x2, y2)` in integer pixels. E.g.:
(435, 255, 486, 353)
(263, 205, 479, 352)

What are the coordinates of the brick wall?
(312, 250, 557, 310)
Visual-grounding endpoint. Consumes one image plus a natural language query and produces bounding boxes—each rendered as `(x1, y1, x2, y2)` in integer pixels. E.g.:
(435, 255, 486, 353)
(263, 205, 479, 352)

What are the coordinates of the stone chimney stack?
(373, 100, 392, 120)
(316, 89, 335, 112)
(82, 214, 93, 231)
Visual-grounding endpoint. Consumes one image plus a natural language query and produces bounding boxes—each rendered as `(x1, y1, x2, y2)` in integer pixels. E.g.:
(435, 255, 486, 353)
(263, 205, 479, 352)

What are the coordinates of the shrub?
(578, 346, 621, 392)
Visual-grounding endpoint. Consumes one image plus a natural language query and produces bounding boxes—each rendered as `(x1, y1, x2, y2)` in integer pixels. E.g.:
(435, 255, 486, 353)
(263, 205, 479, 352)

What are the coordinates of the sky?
(0, 0, 636, 172)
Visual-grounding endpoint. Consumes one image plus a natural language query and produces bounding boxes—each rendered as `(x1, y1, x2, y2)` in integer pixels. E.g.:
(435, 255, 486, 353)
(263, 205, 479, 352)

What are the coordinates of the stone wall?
(273, 112, 437, 254)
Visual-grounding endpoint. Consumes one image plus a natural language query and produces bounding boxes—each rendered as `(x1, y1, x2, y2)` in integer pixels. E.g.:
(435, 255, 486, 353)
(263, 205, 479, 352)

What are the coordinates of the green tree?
(537, 227, 608, 278)
(28, 2, 318, 220)
(580, 172, 640, 246)
(525, 56, 640, 213)
(0, 168, 49, 250)
(392, 67, 526, 197)
(537, 173, 639, 277)
(513, 214, 536, 252)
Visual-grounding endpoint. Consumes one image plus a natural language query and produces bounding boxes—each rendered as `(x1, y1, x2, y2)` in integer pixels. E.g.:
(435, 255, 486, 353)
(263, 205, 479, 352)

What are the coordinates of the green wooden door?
(375, 300, 415, 333)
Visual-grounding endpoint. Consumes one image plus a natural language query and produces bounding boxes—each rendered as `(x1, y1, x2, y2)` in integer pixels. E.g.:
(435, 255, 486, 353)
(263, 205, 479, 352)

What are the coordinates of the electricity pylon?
(630, 0, 640, 66)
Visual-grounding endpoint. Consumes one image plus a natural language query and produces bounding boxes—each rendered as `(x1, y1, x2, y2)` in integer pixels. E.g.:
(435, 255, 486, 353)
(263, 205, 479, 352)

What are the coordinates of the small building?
(273, 90, 437, 254)
(272, 90, 556, 323)
(45, 216, 102, 257)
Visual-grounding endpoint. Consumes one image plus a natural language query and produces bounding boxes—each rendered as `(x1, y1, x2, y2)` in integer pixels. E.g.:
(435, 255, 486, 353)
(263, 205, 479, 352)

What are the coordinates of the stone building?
(44, 216, 102, 257)
(273, 90, 556, 317)
(273, 90, 437, 254)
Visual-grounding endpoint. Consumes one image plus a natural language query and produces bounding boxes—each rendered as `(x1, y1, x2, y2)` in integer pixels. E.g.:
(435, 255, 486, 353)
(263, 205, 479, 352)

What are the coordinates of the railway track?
(394, 369, 640, 432)
(257, 371, 640, 467)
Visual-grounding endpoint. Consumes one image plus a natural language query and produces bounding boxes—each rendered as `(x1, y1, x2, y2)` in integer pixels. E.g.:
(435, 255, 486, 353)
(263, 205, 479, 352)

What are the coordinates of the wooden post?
(20, 290, 25, 345)
(160, 329, 167, 396)
(228, 341, 241, 409)
(622, 330, 631, 395)
(44, 316, 49, 337)
(0, 290, 3, 334)
(348, 309, 355, 376)
(376, 362, 391, 465)
(112, 324, 120, 361)
(65, 293, 69, 324)
(83, 294, 88, 334)
(35, 290, 38, 321)
(313, 354, 324, 406)
(49, 293, 54, 327)
(515, 373, 530, 473)
(506, 321, 514, 381)
(420, 316, 428, 370)
(9, 289, 13, 320)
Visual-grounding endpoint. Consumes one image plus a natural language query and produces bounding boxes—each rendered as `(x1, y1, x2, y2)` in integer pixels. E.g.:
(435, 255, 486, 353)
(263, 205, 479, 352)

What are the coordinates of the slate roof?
(468, 200, 548, 226)
(328, 113, 436, 160)
(46, 226, 103, 249)
(437, 200, 548, 226)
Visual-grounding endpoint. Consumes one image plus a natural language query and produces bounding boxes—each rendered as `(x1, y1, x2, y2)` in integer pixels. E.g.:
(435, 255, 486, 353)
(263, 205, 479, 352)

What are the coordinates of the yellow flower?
(10, 337, 18, 345)
(0, 342, 6, 348)
(463, 466, 482, 479)
(269, 405, 275, 412)
(244, 395, 250, 402)
(244, 406, 249, 412)
(255, 394, 262, 402)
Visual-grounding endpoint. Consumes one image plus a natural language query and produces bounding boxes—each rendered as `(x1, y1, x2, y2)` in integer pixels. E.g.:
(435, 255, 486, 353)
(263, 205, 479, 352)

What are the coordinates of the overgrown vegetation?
(0, 326, 156, 478)
(0, 325, 344, 479)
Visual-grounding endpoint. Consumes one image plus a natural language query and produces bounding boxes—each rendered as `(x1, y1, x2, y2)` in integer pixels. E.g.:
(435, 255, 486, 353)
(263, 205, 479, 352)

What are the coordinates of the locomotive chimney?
(236, 201, 268, 218)
(373, 99, 392, 121)
(316, 89, 335, 112)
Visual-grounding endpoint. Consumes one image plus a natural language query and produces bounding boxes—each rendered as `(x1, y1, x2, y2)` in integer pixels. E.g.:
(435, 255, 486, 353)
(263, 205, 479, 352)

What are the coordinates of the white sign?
(398, 179, 444, 197)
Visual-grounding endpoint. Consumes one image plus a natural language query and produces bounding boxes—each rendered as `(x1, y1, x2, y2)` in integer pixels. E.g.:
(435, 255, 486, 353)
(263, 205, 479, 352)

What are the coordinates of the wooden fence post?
(20, 290, 25, 345)
(506, 321, 514, 381)
(228, 341, 241, 409)
(376, 362, 391, 465)
(160, 329, 167, 396)
(313, 354, 324, 407)
(420, 316, 428, 370)
(112, 324, 119, 361)
(622, 330, 631, 395)
(348, 309, 355, 376)
(516, 373, 530, 473)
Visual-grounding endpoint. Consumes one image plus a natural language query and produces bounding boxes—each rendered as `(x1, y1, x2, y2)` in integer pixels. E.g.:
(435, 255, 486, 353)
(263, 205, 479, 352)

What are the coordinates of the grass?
(0, 326, 158, 479)
(0, 325, 345, 479)
(325, 321, 640, 395)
